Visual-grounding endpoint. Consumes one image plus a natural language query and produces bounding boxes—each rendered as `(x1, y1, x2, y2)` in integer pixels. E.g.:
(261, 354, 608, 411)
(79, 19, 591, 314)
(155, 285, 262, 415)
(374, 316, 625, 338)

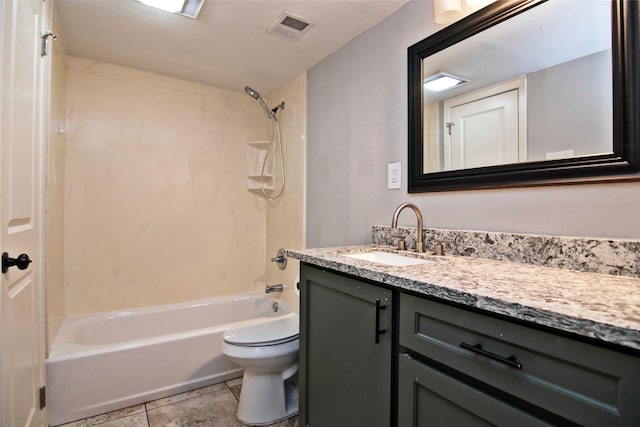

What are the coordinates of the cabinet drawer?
(398, 353, 550, 427)
(400, 293, 640, 426)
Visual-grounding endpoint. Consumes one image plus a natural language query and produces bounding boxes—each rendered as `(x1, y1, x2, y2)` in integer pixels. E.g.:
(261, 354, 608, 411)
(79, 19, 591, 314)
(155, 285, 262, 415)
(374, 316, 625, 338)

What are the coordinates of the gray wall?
(307, 0, 640, 247)
(528, 50, 612, 160)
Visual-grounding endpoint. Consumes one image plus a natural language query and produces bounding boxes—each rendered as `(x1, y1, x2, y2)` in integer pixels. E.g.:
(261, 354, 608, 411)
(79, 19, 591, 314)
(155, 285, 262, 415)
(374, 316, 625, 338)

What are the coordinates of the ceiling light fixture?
(136, 0, 204, 19)
(424, 72, 469, 92)
(138, 0, 184, 13)
(433, 0, 497, 25)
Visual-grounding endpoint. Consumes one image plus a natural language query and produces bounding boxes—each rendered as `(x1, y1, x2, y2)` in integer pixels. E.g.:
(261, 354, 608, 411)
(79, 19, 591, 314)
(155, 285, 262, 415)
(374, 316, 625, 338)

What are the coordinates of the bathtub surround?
(64, 57, 269, 314)
(46, 55, 305, 425)
(307, 0, 640, 248)
(373, 226, 640, 278)
(264, 73, 306, 310)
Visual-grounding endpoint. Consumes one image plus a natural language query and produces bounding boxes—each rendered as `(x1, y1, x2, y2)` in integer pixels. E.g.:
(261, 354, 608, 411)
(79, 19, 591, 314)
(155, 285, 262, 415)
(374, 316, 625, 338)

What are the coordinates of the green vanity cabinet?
(299, 263, 640, 426)
(299, 264, 393, 427)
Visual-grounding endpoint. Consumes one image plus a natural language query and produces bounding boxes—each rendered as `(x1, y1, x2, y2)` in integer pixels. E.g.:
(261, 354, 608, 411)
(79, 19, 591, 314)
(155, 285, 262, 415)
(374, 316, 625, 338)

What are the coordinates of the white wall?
(528, 50, 612, 160)
(306, 0, 640, 247)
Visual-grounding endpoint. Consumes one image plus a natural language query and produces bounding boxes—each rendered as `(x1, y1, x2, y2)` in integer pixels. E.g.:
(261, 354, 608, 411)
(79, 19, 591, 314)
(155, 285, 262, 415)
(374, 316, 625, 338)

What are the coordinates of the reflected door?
(1, 0, 46, 426)
(444, 90, 520, 170)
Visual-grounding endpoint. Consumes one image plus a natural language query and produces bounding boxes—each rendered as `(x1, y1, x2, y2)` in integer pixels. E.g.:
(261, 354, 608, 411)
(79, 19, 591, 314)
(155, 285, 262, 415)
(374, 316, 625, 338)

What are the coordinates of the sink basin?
(341, 251, 431, 267)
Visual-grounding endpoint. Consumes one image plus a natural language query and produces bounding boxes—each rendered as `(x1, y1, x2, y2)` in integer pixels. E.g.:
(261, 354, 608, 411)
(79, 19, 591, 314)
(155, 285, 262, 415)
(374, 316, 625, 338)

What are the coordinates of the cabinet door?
(300, 265, 392, 427)
(398, 354, 551, 427)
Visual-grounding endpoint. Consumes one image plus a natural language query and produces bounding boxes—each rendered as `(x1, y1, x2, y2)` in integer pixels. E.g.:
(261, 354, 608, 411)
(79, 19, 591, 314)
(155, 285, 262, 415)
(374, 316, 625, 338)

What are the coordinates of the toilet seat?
(223, 312, 299, 347)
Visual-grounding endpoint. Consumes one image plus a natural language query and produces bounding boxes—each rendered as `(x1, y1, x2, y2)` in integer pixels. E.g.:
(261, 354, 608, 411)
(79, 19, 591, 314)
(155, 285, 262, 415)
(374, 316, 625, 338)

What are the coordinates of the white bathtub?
(46, 293, 296, 426)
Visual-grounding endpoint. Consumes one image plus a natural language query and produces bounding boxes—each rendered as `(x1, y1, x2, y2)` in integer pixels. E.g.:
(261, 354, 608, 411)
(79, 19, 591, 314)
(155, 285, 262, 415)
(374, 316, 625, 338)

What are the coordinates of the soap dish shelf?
(247, 140, 274, 194)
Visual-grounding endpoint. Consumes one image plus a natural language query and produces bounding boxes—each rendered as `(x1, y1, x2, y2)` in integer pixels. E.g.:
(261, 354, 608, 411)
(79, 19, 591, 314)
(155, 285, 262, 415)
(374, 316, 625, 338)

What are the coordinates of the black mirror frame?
(408, 0, 639, 192)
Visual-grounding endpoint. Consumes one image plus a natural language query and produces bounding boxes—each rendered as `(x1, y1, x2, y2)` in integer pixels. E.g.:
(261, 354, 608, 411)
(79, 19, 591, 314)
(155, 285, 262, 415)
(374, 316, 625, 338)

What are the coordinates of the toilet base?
(237, 367, 298, 426)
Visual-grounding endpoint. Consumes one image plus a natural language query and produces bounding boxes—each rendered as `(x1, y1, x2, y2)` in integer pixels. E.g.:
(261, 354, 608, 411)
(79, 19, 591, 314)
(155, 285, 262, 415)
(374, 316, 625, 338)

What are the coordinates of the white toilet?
(222, 312, 299, 425)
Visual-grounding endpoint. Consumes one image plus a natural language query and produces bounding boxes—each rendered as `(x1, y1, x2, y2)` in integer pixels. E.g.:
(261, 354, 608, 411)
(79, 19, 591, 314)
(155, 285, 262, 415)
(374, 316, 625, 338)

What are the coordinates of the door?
(300, 265, 392, 427)
(444, 90, 519, 170)
(1, 0, 47, 426)
(442, 76, 527, 171)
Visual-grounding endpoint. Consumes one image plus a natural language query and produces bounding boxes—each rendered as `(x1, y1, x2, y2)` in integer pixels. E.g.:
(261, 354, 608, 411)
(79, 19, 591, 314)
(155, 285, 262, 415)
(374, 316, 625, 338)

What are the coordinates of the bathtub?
(46, 292, 296, 426)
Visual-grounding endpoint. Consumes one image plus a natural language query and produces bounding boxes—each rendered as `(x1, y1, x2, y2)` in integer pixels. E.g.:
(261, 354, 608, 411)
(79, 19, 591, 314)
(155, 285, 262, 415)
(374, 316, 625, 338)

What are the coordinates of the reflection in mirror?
(408, 0, 640, 192)
(423, 0, 612, 173)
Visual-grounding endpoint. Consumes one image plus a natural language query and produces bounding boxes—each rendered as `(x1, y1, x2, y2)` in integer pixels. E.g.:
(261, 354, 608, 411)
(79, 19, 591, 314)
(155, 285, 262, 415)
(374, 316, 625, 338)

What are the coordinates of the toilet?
(222, 312, 299, 425)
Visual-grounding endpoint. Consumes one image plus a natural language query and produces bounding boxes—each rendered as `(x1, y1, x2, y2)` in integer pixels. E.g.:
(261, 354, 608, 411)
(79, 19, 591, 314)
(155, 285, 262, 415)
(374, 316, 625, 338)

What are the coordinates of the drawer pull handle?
(459, 342, 523, 370)
(375, 298, 386, 344)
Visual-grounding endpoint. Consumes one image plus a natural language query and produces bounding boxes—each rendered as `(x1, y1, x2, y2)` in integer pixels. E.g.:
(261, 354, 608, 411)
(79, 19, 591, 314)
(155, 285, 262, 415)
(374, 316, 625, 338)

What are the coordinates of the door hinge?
(39, 386, 46, 409)
(445, 122, 455, 135)
(41, 31, 57, 57)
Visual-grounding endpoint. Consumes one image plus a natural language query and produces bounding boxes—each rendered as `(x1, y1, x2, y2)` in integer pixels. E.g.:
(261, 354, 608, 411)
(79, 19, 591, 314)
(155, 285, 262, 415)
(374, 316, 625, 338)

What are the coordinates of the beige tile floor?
(56, 377, 298, 427)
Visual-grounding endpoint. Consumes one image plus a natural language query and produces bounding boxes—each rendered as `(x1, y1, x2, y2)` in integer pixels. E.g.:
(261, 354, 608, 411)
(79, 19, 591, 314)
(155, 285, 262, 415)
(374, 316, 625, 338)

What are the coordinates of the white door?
(1, 0, 47, 426)
(444, 89, 519, 170)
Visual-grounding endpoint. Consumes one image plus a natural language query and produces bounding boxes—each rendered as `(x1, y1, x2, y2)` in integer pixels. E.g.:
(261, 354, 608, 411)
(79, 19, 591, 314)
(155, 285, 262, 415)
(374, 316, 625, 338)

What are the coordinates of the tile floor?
(56, 377, 298, 427)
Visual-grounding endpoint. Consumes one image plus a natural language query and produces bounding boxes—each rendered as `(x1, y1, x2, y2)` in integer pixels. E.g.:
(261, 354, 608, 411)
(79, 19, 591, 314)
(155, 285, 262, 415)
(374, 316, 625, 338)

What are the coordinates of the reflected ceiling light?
(424, 72, 469, 92)
(136, 0, 204, 18)
(434, 0, 497, 25)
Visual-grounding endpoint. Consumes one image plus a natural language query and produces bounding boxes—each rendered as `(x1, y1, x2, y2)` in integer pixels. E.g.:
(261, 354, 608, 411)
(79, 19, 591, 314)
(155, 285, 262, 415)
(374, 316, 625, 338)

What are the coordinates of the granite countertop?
(286, 245, 640, 352)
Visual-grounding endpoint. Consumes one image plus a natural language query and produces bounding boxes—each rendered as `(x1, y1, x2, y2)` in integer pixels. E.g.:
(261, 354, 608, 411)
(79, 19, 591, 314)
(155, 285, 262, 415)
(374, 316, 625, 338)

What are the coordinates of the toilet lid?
(223, 312, 299, 347)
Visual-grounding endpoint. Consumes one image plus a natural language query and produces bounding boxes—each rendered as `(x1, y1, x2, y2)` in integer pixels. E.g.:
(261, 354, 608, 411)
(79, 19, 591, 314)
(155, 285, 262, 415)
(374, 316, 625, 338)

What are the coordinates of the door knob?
(2, 252, 32, 273)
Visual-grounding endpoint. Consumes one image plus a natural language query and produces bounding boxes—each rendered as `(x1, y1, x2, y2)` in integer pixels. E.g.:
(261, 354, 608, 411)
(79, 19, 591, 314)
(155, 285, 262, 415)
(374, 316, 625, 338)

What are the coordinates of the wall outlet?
(388, 162, 401, 189)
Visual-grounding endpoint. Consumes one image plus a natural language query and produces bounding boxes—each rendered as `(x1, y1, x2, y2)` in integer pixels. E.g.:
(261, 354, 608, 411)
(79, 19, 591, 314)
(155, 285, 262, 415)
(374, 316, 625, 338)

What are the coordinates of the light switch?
(388, 162, 401, 189)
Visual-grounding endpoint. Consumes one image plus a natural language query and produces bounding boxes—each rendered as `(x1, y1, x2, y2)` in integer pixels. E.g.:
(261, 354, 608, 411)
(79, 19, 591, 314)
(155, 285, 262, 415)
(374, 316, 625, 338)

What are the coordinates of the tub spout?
(265, 284, 284, 293)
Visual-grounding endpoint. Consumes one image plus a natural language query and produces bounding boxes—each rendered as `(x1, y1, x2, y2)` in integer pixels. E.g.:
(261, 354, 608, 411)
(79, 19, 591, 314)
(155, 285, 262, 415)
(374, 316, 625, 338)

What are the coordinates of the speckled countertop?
(287, 245, 640, 352)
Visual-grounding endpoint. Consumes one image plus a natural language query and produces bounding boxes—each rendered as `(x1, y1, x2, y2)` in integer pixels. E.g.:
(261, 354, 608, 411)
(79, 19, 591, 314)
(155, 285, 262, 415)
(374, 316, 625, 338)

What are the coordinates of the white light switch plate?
(388, 162, 401, 189)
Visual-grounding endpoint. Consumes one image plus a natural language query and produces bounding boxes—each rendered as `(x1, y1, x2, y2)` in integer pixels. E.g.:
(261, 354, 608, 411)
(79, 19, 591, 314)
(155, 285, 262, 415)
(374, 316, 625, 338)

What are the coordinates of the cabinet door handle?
(375, 298, 386, 344)
(459, 342, 523, 370)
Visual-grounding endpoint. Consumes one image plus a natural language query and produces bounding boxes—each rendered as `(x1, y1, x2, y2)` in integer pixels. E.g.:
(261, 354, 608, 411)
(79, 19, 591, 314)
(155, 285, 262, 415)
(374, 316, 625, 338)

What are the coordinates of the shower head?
(244, 86, 260, 100)
(244, 86, 275, 119)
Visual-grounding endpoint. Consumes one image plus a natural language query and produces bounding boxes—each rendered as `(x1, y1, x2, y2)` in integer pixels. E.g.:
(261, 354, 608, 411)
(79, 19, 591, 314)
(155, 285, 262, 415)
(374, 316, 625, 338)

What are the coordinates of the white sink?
(341, 251, 431, 267)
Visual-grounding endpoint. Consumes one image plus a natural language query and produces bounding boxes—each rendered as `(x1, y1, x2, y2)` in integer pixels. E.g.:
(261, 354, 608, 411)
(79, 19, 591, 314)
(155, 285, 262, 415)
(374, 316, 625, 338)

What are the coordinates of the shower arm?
(244, 86, 284, 120)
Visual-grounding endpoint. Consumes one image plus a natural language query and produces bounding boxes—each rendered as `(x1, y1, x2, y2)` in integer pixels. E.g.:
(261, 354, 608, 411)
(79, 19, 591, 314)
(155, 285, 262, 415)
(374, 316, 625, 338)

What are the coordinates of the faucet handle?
(270, 248, 287, 270)
(391, 233, 406, 251)
(432, 239, 451, 255)
(433, 241, 444, 256)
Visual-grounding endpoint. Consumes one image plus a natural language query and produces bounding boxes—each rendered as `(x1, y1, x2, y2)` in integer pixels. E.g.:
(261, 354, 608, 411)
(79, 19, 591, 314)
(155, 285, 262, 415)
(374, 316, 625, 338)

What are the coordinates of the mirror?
(408, 0, 640, 192)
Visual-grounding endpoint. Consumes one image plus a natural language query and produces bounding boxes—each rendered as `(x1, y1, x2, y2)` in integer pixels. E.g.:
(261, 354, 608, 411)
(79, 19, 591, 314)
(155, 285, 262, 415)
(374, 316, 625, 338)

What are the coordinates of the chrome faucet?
(265, 284, 284, 293)
(391, 202, 424, 252)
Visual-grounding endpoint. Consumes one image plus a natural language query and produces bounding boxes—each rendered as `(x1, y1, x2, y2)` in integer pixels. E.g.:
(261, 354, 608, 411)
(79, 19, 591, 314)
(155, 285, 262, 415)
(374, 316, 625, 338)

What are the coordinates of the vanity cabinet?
(399, 294, 640, 426)
(299, 265, 393, 427)
(298, 263, 640, 426)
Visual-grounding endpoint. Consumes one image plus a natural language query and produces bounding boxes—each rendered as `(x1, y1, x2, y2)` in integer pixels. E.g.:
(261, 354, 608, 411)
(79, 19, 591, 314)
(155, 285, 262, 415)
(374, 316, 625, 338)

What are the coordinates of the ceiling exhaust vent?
(267, 11, 316, 41)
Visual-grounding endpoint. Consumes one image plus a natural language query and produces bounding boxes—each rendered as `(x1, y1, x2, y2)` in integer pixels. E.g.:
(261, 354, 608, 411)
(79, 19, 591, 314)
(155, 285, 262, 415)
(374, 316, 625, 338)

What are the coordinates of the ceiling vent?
(267, 11, 316, 41)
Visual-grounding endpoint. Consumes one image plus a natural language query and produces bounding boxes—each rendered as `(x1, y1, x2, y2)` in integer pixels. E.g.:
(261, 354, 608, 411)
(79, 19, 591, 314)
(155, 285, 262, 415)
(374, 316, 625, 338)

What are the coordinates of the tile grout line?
(145, 403, 151, 427)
